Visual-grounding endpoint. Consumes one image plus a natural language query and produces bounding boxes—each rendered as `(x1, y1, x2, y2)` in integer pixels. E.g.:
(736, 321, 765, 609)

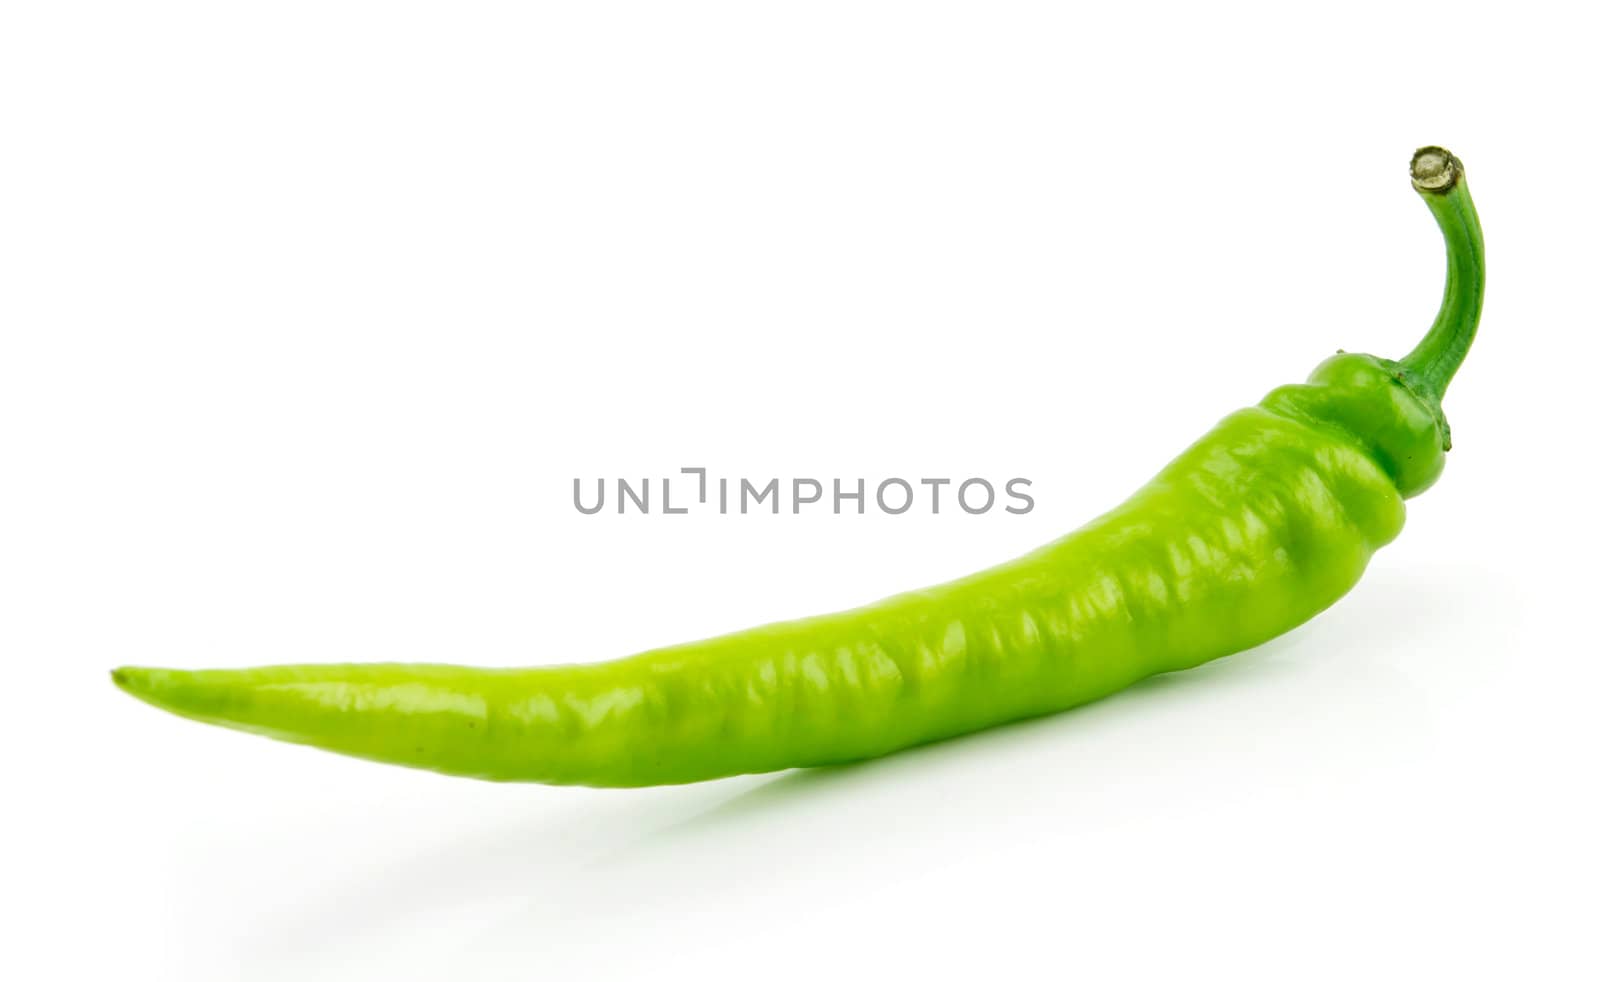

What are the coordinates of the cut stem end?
(1411, 146, 1461, 194)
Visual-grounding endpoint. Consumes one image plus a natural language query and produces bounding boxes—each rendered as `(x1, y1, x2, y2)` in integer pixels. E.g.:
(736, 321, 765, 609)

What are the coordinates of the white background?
(4, 3, 1597, 979)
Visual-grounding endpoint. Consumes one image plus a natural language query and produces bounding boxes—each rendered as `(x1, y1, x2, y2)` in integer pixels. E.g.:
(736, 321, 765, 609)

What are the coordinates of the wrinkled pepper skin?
(116, 399, 1410, 786)
(113, 148, 1484, 787)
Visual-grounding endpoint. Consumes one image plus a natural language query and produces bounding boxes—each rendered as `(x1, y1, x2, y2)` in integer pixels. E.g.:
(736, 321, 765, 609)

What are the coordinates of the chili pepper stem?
(1397, 146, 1485, 407)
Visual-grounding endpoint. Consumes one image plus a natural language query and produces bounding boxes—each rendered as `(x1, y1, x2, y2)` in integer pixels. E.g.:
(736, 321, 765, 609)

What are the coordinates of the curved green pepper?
(113, 147, 1485, 787)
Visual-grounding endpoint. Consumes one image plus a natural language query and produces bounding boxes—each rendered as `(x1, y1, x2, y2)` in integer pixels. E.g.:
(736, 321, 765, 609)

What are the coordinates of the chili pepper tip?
(111, 666, 152, 697)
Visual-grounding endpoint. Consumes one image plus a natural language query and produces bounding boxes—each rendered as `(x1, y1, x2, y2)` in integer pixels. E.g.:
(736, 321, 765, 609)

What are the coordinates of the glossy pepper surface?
(113, 147, 1485, 787)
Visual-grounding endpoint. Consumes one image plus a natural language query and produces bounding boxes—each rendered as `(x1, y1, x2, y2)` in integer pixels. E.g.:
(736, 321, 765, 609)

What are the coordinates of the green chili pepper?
(113, 147, 1485, 787)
